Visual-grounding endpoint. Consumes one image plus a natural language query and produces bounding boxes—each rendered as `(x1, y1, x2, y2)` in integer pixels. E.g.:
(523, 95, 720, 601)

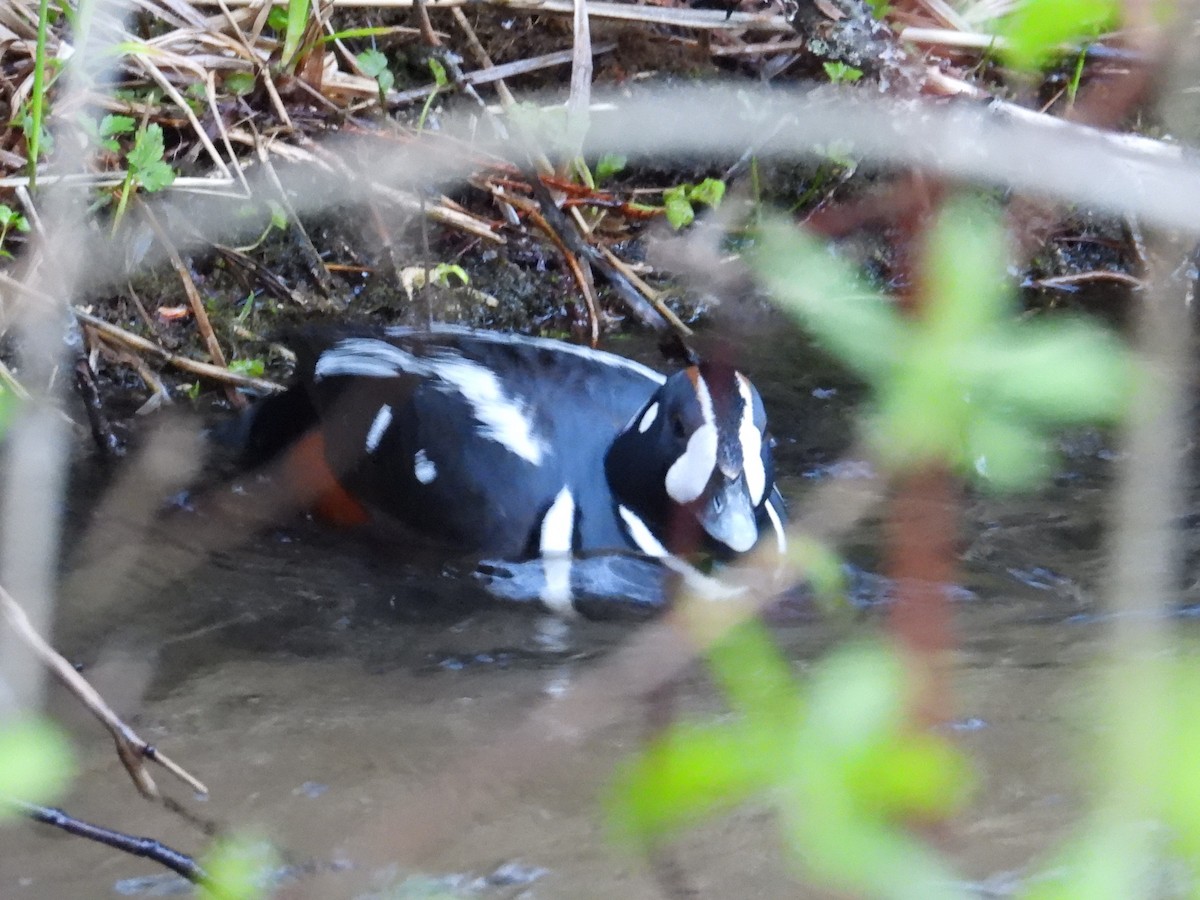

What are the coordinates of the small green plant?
(823, 61, 864, 83)
(662, 177, 727, 229)
(0, 204, 31, 257)
(228, 358, 266, 379)
(225, 71, 257, 97)
(80, 113, 136, 154)
(417, 58, 449, 132)
(112, 122, 177, 229)
(595, 152, 627, 184)
(357, 49, 395, 107)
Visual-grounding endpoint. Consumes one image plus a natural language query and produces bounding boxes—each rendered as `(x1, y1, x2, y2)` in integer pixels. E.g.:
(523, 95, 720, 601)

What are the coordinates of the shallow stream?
(3, 320, 1192, 898)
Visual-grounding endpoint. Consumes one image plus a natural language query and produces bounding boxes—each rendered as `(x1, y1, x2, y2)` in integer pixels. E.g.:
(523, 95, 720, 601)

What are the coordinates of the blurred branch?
(0, 585, 208, 800)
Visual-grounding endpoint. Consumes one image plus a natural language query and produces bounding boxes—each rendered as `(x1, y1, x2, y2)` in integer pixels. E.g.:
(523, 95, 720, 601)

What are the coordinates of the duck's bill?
(698, 478, 759, 554)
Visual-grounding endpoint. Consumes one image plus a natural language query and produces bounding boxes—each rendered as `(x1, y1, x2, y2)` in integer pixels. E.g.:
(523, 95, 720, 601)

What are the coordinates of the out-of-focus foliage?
(755, 195, 1132, 491)
(606, 626, 972, 898)
(0, 716, 74, 817)
(1001, 0, 1118, 73)
(202, 835, 278, 900)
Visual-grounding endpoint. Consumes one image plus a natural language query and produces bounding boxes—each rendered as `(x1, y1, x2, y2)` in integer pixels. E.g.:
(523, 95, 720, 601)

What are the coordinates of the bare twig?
(0, 585, 208, 799)
(17, 800, 211, 887)
(73, 309, 283, 394)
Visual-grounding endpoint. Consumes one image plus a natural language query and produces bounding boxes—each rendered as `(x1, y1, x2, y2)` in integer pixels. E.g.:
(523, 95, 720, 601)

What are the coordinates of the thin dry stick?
(73, 309, 283, 394)
(0, 585, 208, 799)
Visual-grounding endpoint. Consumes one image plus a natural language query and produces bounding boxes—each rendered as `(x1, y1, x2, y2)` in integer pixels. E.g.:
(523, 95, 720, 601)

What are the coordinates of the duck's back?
(269, 326, 665, 558)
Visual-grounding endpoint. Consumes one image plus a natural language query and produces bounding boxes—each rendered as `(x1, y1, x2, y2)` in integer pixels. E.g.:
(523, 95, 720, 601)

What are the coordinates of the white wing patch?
(365, 404, 393, 453)
(638, 402, 659, 434)
(736, 374, 766, 506)
(315, 338, 548, 465)
(414, 448, 437, 484)
(540, 487, 576, 615)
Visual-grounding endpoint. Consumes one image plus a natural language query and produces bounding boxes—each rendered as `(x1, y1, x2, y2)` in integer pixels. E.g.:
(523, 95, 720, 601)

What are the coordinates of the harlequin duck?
(238, 325, 787, 616)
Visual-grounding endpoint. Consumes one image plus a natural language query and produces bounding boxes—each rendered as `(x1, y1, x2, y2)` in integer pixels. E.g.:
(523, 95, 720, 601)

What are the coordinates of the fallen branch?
(0, 585, 208, 800)
(16, 800, 211, 887)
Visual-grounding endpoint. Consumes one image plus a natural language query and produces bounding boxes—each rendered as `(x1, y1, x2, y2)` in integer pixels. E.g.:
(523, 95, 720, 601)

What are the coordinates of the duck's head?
(607, 361, 776, 556)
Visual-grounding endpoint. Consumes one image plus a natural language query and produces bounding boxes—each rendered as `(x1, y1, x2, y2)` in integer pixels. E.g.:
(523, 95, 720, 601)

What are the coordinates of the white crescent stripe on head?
(618, 505, 668, 557)
(765, 492, 787, 555)
(665, 375, 718, 504)
(315, 338, 548, 465)
(540, 487, 576, 615)
(365, 404, 393, 453)
(736, 374, 766, 506)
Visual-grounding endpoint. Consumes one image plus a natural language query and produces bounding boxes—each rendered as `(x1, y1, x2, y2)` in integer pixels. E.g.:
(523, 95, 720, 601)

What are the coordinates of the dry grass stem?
(0, 585, 208, 799)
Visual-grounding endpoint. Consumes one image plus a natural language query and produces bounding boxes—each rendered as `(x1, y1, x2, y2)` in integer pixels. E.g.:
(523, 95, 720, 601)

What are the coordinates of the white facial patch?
(413, 448, 437, 484)
(736, 374, 766, 506)
(638, 402, 659, 433)
(540, 487, 576, 615)
(315, 339, 548, 465)
(365, 404, 393, 453)
(664, 375, 717, 505)
(618, 505, 668, 557)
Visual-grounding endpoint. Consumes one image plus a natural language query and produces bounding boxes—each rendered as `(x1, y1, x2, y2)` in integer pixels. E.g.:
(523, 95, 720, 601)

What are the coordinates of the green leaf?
(963, 319, 1133, 425)
(1002, 0, 1117, 72)
(430, 263, 469, 287)
(754, 219, 905, 382)
(823, 61, 864, 83)
(0, 716, 74, 815)
(663, 185, 695, 230)
(356, 48, 389, 78)
(428, 57, 448, 88)
(606, 720, 779, 844)
(136, 160, 175, 192)
(281, 0, 310, 65)
(99, 113, 135, 137)
(963, 412, 1051, 492)
(923, 196, 1013, 340)
(267, 200, 288, 231)
(595, 152, 627, 183)
(707, 620, 802, 724)
(266, 7, 289, 32)
(688, 177, 726, 209)
(126, 123, 165, 171)
(225, 71, 256, 96)
(0, 204, 16, 227)
(229, 358, 266, 378)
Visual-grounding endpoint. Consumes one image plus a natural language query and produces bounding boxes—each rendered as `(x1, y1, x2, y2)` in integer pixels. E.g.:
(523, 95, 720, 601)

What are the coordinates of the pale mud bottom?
(0, 328, 1184, 898)
(2, 465, 1165, 899)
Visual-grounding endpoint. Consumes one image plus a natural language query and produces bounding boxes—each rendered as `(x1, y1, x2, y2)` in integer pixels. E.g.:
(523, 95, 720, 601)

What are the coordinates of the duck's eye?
(671, 415, 687, 439)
